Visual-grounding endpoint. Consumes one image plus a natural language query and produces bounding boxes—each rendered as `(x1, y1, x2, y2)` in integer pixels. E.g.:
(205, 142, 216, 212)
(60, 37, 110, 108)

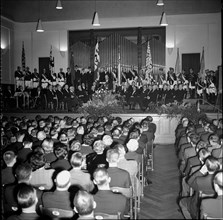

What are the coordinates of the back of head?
(42, 138, 54, 153)
(198, 148, 211, 163)
(73, 190, 95, 216)
(69, 139, 81, 152)
(196, 140, 208, 152)
(17, 183, 37, 209)
(54, 143, 68, 159)
(126, 139, 139, 152)
(3, 151, 16, 165)
(56, 170, 71, 189)
(93, 167, 109, 186)
(205, 156, 221, 173)
(37, 130, 46, 141)
(213, 171, 223, 193)
(70, 152, 83, 168)
(106, 148, 119, 163)
(29, 152, 46, 170)
(209, 134, 220, 145)
(102, 135, 113, 147)
(15, 163, 32, 182)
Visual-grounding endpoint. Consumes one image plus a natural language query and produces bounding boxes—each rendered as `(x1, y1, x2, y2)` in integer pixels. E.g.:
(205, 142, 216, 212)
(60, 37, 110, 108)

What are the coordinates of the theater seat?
(39, 205, 74, 220)
(95, 212, 121, 219)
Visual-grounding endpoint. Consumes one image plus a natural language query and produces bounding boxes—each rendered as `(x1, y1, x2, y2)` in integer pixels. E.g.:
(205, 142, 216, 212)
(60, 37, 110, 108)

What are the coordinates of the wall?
(1, 12, 221, 84)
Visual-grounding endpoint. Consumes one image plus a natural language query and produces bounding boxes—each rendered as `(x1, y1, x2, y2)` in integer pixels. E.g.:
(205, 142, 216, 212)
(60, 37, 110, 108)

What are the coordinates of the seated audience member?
(17, 139, 33, 163)
(106, 148, 132, 198)
(115, 144, 141, 196)
(86, 140, 108, 175)
(125, 139, 142, 164)
(93, 168, 127, 217)
(175, 117, 189, 140)
(29, 153, 55, 190)
(73, 190, 96, 220)
(81, 134, 95, 156)
(32, 131, 46, 149)
(42, 170, 73, 211)
(41, 138, 57, 163)
(179, 156, 221, 219)
(102, 135, 113, 149)
(2, 151, 17, 186)
(69, 152, 94, 192)
(6, 183, 46, 220)
(200, 123, 216, 142)
(50, 143, 71, 171)
(3, 163, 43, 217)
(208, 134, 221, 152)
(200, 171, 223, 219)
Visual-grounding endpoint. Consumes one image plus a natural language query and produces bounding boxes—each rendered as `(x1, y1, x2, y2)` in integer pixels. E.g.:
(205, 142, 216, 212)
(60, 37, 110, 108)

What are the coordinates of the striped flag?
(117, 45, 121, 85)
(49, 45, 54, 73)
(145, 40, 153, 79)
(94, 41, 100, 71)
(22, 41, 26, 72)
(175, 48, 180, 75)
(199, 47, 205, 81)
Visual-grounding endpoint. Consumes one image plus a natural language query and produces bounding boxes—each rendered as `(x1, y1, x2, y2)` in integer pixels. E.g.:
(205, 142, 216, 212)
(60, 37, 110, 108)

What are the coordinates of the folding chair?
(146, 140, 154, 171)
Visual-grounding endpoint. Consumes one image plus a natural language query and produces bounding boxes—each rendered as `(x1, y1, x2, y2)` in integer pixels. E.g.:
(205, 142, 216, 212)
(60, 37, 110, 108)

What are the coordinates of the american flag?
(22, 41, 26, 72)
(175, 48, 180, 75)
(145, 40, 153, 79)
(49, 45, 54, 72)
(94, 41, 100, 71)
(199, 47, 205, 81)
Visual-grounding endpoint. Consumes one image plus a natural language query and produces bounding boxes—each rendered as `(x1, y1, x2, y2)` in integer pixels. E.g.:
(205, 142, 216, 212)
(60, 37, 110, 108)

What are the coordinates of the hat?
(126, 139, 139, 152)
(56, 170, 71, 188)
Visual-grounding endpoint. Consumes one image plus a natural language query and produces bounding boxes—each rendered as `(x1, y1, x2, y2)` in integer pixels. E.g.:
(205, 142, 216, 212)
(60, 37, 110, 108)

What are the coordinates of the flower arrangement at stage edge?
(155, 102, 207, 124)
(78, 88, 124, 118)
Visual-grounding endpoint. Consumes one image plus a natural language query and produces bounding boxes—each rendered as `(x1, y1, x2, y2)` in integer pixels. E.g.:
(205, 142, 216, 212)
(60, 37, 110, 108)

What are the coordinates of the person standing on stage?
(187, 67, 198, 99)
(15, 66, 24, 89)
(65, 67, 72, 86)
(31, 68, 40, 88)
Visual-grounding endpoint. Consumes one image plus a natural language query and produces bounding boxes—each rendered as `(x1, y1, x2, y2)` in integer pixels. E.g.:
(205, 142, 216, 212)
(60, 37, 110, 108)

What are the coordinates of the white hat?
(56, 170, 71, 187)
(126, 139, 139, 152)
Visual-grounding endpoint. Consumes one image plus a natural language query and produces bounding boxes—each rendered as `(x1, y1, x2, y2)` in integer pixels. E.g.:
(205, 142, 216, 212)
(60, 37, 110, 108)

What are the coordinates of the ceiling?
(1, 0, 222, 23)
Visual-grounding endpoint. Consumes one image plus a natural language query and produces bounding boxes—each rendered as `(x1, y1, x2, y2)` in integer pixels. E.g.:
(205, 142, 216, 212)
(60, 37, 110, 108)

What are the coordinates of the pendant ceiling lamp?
(92, 0, 100, 26)
(160, 11, 168, 26)
(156, 0, 164, 6)
(56, 0, 63, 9)
(36, 0, 44, 32)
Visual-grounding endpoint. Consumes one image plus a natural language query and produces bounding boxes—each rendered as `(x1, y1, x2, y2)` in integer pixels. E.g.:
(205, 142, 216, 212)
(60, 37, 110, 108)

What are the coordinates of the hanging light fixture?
(160, 11, 168, 26)
(36, 0, 44, 32)
(36, 19, 44, 32)
(156, 0, 164, 6)
(56, 0, 63, 10)
(92, 0, 100, 26)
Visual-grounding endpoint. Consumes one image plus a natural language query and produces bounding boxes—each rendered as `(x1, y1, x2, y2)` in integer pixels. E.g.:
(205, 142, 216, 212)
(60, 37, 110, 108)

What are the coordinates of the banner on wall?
(21, 41, 26, 72)
(175, 48, 180, 75)
(49, 45, 55, 73)
(94, 41, 100, 71)
(145, 40, 153, 79)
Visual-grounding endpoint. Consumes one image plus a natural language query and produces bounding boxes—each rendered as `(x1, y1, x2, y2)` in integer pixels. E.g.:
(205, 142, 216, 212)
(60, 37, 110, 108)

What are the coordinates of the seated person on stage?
(15, 66, 24, 89)
(93, 167, 127, 217)
(147, 84, 159, 106)
(76, 84, 88, 104)
(6, 183, 46, 220)
(24, 66, 32, 89)
(165, 84, 174, 104)
(106, 148, 132, 198)
(31, 86, 46, 110)
(138, 84, 149, 111)
(42, 170, 73, 211)
(46, 84, 57, 110)
(200, 171, 223, 219)
(126, 82, 139, 110)
(62, 84, 70, 109)
(73, 190, 96, 220)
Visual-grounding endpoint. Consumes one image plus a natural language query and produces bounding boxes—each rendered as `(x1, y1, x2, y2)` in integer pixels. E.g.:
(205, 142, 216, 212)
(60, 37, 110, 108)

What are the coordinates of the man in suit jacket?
(93, 167, 127, 218)
(200, 171, 223, 219)
(42, 170, 73, 211)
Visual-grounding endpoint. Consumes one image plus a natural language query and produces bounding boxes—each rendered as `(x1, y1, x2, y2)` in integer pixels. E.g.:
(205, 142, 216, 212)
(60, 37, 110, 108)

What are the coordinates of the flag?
(94, 41, 100, 71)
(199, 47, 205, 81)
(175, 48, 180, 75)
(49, 45, 54, 73)
(145, 40, 153, 79)
(117, 45, 121, 85)
(22, 41, 26, 72)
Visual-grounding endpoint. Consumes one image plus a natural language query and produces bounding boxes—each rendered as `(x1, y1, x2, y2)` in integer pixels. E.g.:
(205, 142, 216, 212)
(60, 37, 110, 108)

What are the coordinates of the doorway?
(39, 57, 50, 74)
(182, 53, 200, 74)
